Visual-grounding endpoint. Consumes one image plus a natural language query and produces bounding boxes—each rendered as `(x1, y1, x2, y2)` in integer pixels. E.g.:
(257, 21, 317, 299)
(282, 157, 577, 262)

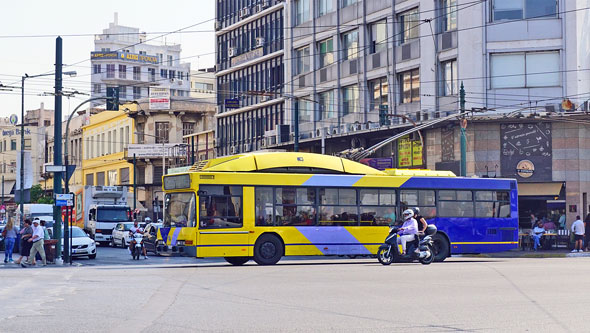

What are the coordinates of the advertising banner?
(149, 87, 170, 110)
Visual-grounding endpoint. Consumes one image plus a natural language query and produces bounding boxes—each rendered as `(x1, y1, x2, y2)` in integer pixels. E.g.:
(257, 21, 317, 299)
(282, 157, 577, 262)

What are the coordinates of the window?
(369, 77, 388, 112)
(341, 0, 357, 7)
(400, 69, 420, 103)
(294, 46, 310, 75)
(318, 38, 334, 67)
(318, 0, 333, 16)
(341, 29, 359, 60)
(182, 122, 195, 144)
(148, 68, 156, 82)
(370, 20, 387, 54)
(160, 69, 167, 78)
(107, 131, 111, 154)
(155, 122, 170, 143)
(118, 65, 126, 79)
(133, 66, 141, 80)
(475, 191, 511, 218)
(11, 139, 16, 150)
(400, 190, 437, 218)
(119, 86, 126, 100)
(165, 192, 196, 227)
(295, 0, 310, 25)
(492, 0, 557, 21)
(438, 190, 473, 217)
(133, 86, 141, 99)
(318, 90, 335, 120)
(93, 64, 101, 74)
(442, 59, 458, 96)
(359, 189, 396, 226)
(106, 64, 115, 78)
(296, 97, 313, 123)
(199, 185, 242, 228)
(319, 188, 357, 226)
(274, 187, 317, 226)
(167, 55, 173, 66)
(96, 171, 105, 186)
(139, 50, 146, 55)
(125, 126, 130, 146)
(108, 170, 117, 186)
(442, 0, 457, 31)
(399, 8, 419, 44)
(93, 84, 101, 93)
(490, 51, 560, 88)
(85, 173, 94, 186)
(157, 53, 163, 63)
(342, 85, 359, 115)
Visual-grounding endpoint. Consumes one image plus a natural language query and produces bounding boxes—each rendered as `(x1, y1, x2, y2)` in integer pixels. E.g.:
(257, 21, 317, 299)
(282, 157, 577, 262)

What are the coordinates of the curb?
(460, 251, 590, 259)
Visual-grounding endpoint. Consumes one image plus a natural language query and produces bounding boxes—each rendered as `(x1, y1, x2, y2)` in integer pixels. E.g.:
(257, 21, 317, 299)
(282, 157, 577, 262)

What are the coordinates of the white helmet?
(145, 217, 152, 223)
(402, 209, 414, 220)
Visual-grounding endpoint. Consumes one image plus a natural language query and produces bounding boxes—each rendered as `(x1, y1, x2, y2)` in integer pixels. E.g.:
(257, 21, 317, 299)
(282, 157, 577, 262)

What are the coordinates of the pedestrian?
(22, 219, 46, 267)
(585, 217, 590, 252)
(530, 213, 537, 229)
(2, 217, 19, 263)
(14, 219, 33, 265)
(571, 215, 585, 253)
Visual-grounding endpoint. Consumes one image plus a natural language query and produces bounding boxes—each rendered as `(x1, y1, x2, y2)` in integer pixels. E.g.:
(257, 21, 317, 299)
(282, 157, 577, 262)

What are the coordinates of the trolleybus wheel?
(432, 234, 449, 262)
(224, 257, 250, 266)
(253, 234, 283, 265)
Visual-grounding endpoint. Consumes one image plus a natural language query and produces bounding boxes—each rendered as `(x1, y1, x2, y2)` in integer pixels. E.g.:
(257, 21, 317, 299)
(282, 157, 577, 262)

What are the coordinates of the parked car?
(143, 223, 163, 255)
(62, 227, 97, 259)
(111, 222, 145, 248)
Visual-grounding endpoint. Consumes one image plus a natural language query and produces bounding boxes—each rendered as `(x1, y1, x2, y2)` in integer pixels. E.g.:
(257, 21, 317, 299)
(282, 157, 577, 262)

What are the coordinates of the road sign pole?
(53, 36, 63, 259)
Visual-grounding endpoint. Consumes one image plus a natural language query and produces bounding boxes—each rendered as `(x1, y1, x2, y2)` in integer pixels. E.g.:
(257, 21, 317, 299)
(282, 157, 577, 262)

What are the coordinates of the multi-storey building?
(190, 68, 216, 100)
(91, 13, 191, 106)
(215, 0, 286, 156)
(24, 102, 53, 127)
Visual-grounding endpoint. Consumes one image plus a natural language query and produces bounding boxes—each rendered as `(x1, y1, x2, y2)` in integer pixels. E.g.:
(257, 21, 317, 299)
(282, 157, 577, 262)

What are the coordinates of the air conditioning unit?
(228, 47, 236, 57)
(256, 4, 263, 12)
(261, 95, 271, 102)
(177, 80, 183, 86)
(243, 143, 252, 152)
(230, 146, 237, 154)
(340, 124, 349, 134)
(331, 126, 340, 135)
(261, 138, 267, 147)
(214, 21, 221, 31)
(255, 37, 265, 48)
(240, 7, 250, 18)
(262, 0, 270, 8)
(354, 122, 363, 131)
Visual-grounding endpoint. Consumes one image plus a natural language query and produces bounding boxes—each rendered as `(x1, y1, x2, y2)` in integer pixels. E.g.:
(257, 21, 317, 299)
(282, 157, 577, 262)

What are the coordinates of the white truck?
(82, 186, 132, 246)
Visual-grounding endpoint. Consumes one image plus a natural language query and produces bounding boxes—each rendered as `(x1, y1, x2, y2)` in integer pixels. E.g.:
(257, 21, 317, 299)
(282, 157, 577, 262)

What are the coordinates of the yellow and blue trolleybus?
(159, 152, 518, 265)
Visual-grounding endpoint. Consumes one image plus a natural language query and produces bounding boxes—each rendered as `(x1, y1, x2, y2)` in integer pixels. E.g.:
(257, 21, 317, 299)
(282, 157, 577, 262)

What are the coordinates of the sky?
(0, 0, 216, 119)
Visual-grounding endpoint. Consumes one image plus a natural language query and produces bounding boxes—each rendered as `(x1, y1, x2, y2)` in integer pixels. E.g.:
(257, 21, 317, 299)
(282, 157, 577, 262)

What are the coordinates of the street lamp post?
(20, 71, 76, 224)
(136, 132, 166, 221)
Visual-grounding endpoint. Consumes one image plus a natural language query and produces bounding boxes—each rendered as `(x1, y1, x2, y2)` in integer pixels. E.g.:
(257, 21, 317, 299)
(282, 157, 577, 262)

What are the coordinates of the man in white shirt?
(22, 220, 46, 267)
(571, 215, 585, 253)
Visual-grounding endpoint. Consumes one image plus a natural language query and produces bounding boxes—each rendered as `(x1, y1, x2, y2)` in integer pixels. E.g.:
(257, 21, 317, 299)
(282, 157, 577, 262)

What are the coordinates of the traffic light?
(379, 105, 390, 126)
(106, 87, 120, 110)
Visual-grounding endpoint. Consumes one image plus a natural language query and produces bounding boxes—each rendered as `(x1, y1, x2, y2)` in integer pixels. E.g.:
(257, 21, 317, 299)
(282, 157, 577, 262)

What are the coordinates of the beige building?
(24, 102, 54, 127)
(190, 68, 216, 100)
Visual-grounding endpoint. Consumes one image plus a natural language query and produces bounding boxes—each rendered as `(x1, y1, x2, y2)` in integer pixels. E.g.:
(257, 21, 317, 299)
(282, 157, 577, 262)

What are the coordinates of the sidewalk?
(461, 249, 590, 259)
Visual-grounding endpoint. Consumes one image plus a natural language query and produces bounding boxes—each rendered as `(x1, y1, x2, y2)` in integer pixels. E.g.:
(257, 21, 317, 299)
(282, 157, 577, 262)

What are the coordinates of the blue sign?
(360, 158, 394, 171)
(225, 98, 240, 109)
(56, 200, 68, 207)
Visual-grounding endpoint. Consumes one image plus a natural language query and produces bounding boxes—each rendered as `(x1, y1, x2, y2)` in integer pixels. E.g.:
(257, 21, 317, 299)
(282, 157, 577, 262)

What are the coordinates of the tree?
(30, 184, 54, 204)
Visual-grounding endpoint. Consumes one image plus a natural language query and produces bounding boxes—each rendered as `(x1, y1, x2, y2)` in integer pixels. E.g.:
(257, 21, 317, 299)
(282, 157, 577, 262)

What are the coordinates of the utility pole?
(133, 154, 137, 214)
(460, 82, 467, 177)
(294, 100, 299, 152)
(53, 36, 64, 261)
(20, 76, 25, 225)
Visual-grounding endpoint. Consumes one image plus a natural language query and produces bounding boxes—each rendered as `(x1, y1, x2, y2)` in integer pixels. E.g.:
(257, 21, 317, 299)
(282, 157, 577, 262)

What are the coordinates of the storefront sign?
(91, 51, 158, 64)
(398, 135, 423, 168)
(149, 87, 170, 110)
(231, 47, 264, 67)
(225, 98, 240, 109)
(9, 114, 18, 125)
(126, 144, 188, 159)
(2, 128, 31, 136)
(516, 160, 534, 178)
(412, 141, 423, 166)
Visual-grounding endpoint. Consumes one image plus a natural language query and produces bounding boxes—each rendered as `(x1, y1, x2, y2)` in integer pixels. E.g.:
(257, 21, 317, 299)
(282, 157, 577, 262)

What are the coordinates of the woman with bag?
(14, 219, 33, 265)
(3, 217, 19, 263)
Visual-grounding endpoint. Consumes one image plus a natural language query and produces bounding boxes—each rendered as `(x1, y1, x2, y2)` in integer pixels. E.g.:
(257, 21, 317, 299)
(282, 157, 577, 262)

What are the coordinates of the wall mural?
(500, 122, 552, 182)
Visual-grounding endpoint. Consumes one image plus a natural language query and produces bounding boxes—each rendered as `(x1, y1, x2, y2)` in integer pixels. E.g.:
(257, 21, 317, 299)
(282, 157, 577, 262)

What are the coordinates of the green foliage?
(29, 184, 54, 204)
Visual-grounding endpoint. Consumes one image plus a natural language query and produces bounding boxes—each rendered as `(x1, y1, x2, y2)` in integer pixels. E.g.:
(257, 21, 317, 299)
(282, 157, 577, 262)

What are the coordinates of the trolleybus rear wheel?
(253, 234, 283, 265)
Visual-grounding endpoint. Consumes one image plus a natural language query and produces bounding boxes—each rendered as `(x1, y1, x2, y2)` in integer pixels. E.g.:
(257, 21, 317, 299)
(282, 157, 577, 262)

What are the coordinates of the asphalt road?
(1, 247, 589, 332)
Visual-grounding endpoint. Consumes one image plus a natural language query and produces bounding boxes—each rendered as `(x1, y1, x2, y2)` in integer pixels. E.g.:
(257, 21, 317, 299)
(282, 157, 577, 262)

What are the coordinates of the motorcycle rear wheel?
(377, 247, 394, 265)
(419, 244, 435, 265)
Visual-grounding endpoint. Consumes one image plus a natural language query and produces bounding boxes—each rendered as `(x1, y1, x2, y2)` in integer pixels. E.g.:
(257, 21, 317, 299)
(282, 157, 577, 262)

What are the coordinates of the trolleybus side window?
(255, 187, 274, 226)
(475, 191, 511, 218)
(438, 190, 474, 217)
(164, 192, 196, 227)
(359, 189, 397, 226)
(318, 188, 358, 226)
(275, 187, 316, 226)
(198, 185, 243, 228)
(400, 190, 436, 219)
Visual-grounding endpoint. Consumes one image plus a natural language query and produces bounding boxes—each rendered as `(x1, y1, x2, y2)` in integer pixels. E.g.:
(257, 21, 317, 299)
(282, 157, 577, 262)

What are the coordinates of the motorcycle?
(130, 232, 144, 260)
(377, 224, 437, 265)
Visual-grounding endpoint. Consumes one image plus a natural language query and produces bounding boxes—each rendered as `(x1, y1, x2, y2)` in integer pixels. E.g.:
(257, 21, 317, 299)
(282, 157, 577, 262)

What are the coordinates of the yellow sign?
(398, 137, 412, 167)
(412, 141, 423, 166)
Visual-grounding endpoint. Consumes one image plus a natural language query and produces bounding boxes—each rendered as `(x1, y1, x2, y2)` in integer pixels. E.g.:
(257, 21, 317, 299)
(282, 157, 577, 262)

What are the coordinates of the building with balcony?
(90, 13, 191, 106)
(215, 0, 286, 156)
(190, 68, 216, 100)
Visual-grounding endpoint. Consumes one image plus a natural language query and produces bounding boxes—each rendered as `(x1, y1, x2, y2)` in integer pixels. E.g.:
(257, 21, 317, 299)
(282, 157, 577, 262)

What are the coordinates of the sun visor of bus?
(254, 152, 345, 172)
(201, 154, 258, 172)
(340, 158, 386, 175)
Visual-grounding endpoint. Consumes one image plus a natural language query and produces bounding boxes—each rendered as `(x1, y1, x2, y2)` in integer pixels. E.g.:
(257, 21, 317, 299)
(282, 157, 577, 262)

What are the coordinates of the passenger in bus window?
(384, 207, 396, 226)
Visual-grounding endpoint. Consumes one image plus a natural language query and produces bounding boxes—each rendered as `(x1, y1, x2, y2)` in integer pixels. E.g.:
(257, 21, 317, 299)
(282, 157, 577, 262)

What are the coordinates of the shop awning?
(132, 199, 148, 212)
(518, 182, 564, 197)
(1, 180, 15, 197)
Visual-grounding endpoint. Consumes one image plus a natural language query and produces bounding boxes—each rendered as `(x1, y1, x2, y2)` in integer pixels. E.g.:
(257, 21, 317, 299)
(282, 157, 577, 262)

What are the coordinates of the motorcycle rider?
(129, 219, 148, 259)
(412, 207, 428, 251)
(398, 209, 418, 255)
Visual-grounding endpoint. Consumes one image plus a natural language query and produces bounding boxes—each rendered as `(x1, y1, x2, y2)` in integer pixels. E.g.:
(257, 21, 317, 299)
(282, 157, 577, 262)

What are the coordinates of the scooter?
(377, 224, 437, 265)
(130, 232, 144, 260)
